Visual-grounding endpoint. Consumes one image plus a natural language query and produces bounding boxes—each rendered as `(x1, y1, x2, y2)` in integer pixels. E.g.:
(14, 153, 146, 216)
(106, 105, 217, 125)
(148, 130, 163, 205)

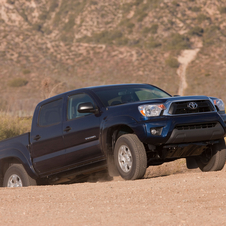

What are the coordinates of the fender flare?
(100, 115, 146, 156)
(0, 147, 38, 179)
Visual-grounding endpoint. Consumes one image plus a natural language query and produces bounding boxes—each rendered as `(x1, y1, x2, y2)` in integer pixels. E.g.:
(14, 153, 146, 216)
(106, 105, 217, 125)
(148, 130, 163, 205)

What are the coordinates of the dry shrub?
(165, 56, 179, 68)
(8, 78, 28, 87)
(0, 115, 32, 141)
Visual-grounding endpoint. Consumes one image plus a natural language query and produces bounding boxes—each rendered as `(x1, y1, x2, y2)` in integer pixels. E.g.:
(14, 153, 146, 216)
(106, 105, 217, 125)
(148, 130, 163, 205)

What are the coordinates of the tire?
(196, 139, 226, 172)
(3, 164, 37, 187)
(114, 134, 147, 180)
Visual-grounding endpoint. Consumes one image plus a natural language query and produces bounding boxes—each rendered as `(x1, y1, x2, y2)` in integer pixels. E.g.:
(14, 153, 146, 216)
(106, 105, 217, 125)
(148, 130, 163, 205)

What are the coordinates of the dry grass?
(0, 115, 32, 141)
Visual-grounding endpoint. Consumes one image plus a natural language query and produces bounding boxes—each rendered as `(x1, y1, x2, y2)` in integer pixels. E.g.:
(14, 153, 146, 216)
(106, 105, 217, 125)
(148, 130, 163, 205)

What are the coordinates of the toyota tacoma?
(0, 84, 226, 187)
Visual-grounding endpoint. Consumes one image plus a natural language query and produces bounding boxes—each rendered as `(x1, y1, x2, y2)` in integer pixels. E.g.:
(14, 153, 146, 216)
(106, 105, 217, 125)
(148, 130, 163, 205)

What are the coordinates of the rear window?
(38, 99, 63, 126)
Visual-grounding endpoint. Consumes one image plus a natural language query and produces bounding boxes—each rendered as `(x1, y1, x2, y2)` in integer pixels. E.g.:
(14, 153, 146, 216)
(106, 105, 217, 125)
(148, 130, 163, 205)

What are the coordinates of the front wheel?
(196, 139, 226, 172)
(114, 134, 147, 180)
(3, 164, 37, 187)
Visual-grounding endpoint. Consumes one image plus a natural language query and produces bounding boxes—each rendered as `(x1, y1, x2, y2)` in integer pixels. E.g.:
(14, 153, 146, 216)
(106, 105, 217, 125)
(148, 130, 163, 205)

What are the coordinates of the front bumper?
(143, 112, 226, 145)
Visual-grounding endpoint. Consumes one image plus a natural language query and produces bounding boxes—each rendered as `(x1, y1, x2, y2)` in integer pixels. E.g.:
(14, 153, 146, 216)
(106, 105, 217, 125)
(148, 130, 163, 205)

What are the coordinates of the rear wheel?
(196, 139, 226, 172)
(114, 134, 147, 180)
(3, 164, 37, 187)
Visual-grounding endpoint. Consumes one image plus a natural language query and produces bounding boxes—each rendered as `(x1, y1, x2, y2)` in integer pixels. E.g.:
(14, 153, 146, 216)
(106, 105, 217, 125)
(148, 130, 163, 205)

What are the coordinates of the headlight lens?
(214, 99, 225, 112)
(138, 104, 166, 117)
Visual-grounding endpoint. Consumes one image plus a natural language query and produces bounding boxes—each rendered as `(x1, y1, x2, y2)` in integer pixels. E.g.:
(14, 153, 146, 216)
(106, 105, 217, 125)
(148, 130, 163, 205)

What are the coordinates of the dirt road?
(1, 163, 226, 226)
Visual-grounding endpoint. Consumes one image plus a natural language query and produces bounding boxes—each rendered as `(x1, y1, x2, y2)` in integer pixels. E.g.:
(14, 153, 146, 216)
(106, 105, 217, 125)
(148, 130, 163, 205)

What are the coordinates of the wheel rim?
(7, 174, 23, 187)
(118, 145, 132, 173)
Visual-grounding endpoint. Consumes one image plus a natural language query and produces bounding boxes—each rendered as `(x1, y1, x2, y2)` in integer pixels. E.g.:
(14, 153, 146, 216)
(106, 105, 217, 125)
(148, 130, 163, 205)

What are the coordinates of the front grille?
(175, 122, 217, 131)
(168, 100, 214, 115)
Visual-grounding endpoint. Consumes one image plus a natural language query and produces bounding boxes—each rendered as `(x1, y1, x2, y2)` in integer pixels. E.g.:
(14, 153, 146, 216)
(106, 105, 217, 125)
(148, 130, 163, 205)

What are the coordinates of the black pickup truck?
(1, 84, 226, 187)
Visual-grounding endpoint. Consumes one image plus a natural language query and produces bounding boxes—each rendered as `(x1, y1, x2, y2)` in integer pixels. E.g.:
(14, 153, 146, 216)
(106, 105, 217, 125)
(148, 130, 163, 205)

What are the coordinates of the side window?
(67, 93, 95, 120)
(38, 99, 63, 126)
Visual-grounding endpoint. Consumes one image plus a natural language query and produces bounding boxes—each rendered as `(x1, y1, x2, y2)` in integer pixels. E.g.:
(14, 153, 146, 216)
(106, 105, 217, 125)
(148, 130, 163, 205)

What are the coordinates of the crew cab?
(1, 84, 226, 187)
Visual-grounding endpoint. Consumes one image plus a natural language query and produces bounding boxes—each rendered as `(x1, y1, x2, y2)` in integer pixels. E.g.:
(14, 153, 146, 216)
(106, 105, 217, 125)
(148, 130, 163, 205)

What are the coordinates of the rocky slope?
(0, 0, 226, 114)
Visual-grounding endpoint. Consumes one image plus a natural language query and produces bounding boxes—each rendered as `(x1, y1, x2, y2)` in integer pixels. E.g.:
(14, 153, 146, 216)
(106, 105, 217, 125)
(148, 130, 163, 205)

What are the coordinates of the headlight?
(138, 104, 166, 117)
(214, 99, 225, 113)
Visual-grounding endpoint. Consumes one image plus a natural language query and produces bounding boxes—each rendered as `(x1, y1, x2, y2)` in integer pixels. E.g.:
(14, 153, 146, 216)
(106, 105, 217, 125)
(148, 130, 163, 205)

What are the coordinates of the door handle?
(34, 135, 41, 141)
(64, 126, 72, 132)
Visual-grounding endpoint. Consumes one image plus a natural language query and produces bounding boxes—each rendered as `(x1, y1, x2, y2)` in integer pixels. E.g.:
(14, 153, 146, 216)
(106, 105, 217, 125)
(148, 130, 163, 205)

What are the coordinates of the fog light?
(150, 127, 163, 136)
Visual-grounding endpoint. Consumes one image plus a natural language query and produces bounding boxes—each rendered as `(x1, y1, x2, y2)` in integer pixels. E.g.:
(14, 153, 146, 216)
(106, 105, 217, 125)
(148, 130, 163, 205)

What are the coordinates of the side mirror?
(78, 102, 98, 114)
(173, 95, 180, 97)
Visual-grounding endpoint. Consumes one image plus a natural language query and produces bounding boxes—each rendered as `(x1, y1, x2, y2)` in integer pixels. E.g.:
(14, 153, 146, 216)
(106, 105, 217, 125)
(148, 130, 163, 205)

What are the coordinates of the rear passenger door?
(62, 92, 104, 169)
(30, 98, 66, 174)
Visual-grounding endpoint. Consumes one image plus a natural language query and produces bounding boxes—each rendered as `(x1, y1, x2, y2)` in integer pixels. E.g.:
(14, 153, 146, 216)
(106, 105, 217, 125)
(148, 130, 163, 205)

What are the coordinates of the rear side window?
(67, 93, 95, 120)
(38, 99, 63, 126)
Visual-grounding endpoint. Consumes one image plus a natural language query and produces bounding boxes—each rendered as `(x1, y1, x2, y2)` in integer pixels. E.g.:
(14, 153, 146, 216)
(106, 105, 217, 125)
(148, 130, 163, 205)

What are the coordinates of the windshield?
(92, 85, 171, 107)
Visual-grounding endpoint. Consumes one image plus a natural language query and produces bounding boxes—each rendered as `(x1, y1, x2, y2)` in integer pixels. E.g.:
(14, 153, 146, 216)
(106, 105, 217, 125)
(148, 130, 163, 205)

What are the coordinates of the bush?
(0, 116, 32, 141)
(146, 37, 161, 49)
(8, 78, 28, 87)
(150, 24, 159, 34)
(137, 12, 148, 22)
(219, 7, 226, 14)
(197, 14, 210, 23)
(134, 0, 143, 6)
(63, 14, 75, 32)
(165, 56, 179, 68)
(6, 0, 15, 4)
(189, 6, 201, 12)
(189, 26, 204, 36)
(115, 37, 129, 46)
(203, 25, 220, 46)
(33, 24, 42, 32)
(80, 30, 127, 45)
(166, 33, 190, 50)
(142, 27, 151, 34)
(38, 12, 48, 21)
(172, 1, 180, 7)
(23, 69, 31, 74)
(120, 19, 135, 29)
(49, 0, 59, 12)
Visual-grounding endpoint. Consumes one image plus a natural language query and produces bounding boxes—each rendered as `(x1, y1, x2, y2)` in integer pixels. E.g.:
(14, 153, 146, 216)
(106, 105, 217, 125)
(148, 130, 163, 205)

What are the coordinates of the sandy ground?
(1, 162, 226, 226)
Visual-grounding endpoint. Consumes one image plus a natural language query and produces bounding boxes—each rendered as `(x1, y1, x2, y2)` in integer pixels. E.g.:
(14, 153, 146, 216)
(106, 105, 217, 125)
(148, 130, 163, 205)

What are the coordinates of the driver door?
(62, 92, 103, 169)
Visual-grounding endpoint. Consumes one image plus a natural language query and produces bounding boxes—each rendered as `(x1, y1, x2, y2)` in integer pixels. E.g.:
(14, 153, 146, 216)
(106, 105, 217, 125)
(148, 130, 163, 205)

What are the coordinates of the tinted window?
(93, 85, 170, 107)
(67, 93, 95, 120)
(38, 99, 63, 126)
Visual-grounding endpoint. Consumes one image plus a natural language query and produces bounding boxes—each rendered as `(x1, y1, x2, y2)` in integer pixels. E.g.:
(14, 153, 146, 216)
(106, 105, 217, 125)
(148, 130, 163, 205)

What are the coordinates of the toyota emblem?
(187, 102, 198, 110)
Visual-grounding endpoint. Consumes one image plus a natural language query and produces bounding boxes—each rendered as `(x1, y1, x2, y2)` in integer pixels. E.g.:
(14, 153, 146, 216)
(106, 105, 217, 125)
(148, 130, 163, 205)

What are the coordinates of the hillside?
(0, 0, 226, 114)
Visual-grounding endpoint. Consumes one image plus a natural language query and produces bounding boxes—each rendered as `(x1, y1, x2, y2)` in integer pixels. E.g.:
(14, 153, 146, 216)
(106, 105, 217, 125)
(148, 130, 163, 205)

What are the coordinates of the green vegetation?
(120, 19, 135, 29)
(146, 37, 161, 49)
(219, 7, 226, 14)
(188, 26, 204, 36)
(49, 0, 59, 12)
(150, 24, 159, 34)
(8, 78, 28, 87)
(166, 33, 190, 50)
(142, 27, 152, 35)
(165, 56, 179, 68)
(78, 30, 129, 46)
(197, 14, 210, 23)
(0, 116, 31, 141)
(22, 69, 31, 75)
(137, 12, 148, 22)
(53, 0, 87, 28)
(205, 73, 211, 77)
(172, 1, 180, 7)
(6, 0, 15, 4)
(203, 25, 220, 46)
(189, 6, 201, 12)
